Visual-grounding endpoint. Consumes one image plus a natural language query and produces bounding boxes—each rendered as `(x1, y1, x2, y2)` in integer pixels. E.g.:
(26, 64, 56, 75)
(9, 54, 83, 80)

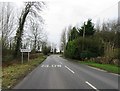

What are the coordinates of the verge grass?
(79, 61, 120, 74)
(2, 54, 46, 89)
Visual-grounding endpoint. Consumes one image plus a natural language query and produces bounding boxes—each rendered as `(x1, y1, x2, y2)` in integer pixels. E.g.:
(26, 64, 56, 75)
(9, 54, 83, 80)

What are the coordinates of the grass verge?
(2, 54, 47, 89)
(79, 61, 120, 74)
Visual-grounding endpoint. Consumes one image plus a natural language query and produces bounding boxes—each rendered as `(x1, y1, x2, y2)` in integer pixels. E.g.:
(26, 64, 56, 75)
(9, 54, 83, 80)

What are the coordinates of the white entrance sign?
(20, 49, 31, 52)
(20, 49, 31, 64)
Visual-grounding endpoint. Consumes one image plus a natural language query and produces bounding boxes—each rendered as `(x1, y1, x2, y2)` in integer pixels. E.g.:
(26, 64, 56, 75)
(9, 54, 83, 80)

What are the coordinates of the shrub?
(42, 46, 51, 55)
(65, 37, 104, 59)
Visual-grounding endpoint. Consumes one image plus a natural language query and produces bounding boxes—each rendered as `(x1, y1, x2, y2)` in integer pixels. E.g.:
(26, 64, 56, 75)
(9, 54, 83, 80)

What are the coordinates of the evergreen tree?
(68, 27, 79, 41)
(78, 19, 95, 36)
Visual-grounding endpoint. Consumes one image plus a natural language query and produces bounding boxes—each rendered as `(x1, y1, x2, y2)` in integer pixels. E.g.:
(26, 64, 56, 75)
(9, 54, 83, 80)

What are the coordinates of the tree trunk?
(14, 10, 29, 58)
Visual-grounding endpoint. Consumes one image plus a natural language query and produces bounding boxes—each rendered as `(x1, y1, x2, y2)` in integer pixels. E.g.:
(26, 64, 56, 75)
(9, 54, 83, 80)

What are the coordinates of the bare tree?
(67, 25, 72, 42)
(14, 2, 45, 57)
(94, 20, 119, 59)
(0, 3, 15, 49)
(60, 28, 67, 53)
(28, 19, 45, 51)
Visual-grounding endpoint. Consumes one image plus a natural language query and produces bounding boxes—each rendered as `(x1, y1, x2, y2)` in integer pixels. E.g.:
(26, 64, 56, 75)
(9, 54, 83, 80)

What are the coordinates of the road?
(14, 55, 119, 90)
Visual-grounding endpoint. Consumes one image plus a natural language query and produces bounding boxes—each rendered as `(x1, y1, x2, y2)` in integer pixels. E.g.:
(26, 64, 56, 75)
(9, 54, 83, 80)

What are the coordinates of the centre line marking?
(65, 66, 75, 74)
(85, 81, 99, 91)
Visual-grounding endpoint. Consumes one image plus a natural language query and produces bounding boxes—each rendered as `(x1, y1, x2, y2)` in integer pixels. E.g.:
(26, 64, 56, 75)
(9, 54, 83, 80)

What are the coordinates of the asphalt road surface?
(14, 55, 119, 90)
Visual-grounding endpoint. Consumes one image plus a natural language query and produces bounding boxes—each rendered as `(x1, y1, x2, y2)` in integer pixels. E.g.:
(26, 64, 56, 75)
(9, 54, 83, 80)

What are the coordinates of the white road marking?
(109, 73, 120, 76)
(85, 81, 99, 91)
(65, 66, 75, 74)
(88, 66, 107, 72)
(88, 66, 119, 76)
(41, 65, 49, 67)
(41, 65, 61, 68)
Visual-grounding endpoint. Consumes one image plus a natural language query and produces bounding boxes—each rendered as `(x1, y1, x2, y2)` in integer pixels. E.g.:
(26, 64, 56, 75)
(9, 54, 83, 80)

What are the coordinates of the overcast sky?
(1, 0, 119, 51)
(40, 0, 119, 50)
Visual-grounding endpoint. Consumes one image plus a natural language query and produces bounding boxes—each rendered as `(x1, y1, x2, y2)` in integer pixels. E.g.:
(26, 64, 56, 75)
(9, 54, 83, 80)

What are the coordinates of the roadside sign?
(20, 49, 31, 52)
(20, 49, 31, 64)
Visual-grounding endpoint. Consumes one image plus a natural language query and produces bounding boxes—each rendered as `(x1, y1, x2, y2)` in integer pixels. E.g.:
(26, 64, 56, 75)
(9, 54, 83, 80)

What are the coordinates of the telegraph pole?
(83, 22, 86, 39)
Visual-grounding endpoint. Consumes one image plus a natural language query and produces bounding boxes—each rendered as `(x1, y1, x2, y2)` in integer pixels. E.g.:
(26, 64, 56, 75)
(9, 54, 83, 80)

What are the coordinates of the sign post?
(22, 52, 23, 64)
(20, 49, 31, 63)
(28, 52, 29, 62)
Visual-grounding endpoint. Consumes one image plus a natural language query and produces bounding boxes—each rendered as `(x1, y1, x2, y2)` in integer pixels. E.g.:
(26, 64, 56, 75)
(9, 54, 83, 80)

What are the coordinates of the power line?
(91, 2, 118, 20)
